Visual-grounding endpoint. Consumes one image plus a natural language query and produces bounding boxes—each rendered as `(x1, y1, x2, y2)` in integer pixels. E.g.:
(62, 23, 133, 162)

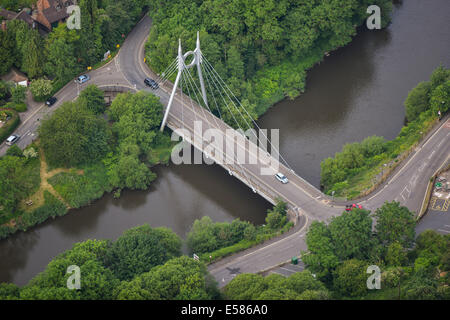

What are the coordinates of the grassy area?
(48, 162, 112, 209)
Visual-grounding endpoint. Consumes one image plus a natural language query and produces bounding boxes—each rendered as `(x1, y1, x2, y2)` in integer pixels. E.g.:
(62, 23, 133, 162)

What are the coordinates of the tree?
(78, 84, 105, 114)
(385, 241, 408, 267)
(10, 85, 26, 105)
(302, 221, 339, 281)
(39, 101, 111, 167)
(430, 81, 450, 115)
(412, 230, 449, 274)
(0, 155, 28, 216)
(45, 23, 80, 83)
(382, 267, 406, 299)
(404, 81, 431, 122)
(328, 208, 374, 261)
(223, 274, 267, 300)
(0, 282, 20, 300)
(374, 201, 416, 248)
(21, 29, 44, 79)
(108, 91, 163, 153)
(0, 29, 15, 75)
(0, 80, 11, 102)
(187, 216, 219, 254)
(29, 78, 52, 101)
(403, 269, 440, 300)
(285, 270, 327, 294)
(265, 199, 288, 230)
(78, 0, 103, 66)
(333, 259, 368, 298)
(107, 151, 157, 190)
(113, 256, 218, 300)
(103, 224, 181, 281)
(430, 65, 450, 90)
(5, 144, 23, 157)
(20, 240, 119, 300)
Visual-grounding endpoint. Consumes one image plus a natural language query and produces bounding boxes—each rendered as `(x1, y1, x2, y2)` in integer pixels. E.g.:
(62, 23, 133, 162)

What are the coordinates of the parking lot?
(417, 170, 450, 235)
(263, 259, 305, 277)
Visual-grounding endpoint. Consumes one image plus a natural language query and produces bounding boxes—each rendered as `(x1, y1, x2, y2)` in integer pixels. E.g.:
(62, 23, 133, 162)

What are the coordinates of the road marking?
(208, 214, 309, 274)
(418, 162, 427, 172)
(279, 267, 297, 274)
(364, 119, 449, 203)
(428, 150, 435, 159)
(430, 198, 449, 212)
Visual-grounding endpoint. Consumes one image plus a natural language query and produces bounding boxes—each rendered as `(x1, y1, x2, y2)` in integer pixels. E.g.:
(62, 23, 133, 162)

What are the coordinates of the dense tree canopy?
(147, 0, 393, 122)
(302, 208, 374, 283)
(0, 154, 40, 219)
(20, 240, 119, 300)
(104, 91, 167, 190)
(1, 0, 148, 83)
(224, 271, 329, 300)
(0, 224, 218, 300)
(38, 100, 111, 167)
(103, 224, 182, 281)
(78, 84, 106, 114)
(374, 201, 416, 248)
(114, 256, 219, 300)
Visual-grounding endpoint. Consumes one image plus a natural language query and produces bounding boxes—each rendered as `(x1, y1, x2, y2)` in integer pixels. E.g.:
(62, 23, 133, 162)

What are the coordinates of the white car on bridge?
(275, 172, 289, 184)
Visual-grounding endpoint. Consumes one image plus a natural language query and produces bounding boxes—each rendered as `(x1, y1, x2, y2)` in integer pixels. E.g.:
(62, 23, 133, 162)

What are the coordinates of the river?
(1, 0, 449, 286)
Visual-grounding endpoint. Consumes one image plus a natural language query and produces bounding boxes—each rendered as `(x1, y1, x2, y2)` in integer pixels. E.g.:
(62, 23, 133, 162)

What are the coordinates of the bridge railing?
(167, 117, 297, 210)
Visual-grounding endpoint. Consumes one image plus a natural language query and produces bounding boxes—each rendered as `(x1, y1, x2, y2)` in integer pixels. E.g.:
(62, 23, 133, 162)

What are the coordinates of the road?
(1, 14, 449, 287)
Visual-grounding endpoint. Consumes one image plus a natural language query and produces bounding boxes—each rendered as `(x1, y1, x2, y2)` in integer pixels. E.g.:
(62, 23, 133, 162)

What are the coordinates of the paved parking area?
(417, 170, 450, 235)
(263, 260, 305, 277)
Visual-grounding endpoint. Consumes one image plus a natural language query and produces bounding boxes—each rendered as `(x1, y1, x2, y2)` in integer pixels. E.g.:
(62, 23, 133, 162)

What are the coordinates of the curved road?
(1, 15, 449, 287)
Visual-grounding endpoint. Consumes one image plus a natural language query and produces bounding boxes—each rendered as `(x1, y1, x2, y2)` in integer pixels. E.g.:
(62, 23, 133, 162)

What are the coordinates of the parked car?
(144, 78, 159, 89)
(46, 96, 57, 107)
(6, 134, 20, 146)
(275, 172, 289, 184)
(77, 75, 90, 84)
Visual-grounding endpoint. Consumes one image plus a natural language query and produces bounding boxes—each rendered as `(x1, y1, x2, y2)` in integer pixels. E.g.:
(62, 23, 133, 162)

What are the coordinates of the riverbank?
(321, 66, 450, 199)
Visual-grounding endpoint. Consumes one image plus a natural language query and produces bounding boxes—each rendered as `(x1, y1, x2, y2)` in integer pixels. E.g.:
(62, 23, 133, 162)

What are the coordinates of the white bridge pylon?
(160, 31, 208, 131)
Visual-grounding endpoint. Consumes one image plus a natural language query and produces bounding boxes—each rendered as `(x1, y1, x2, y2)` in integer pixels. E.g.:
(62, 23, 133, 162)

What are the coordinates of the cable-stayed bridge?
(154, 33, 334, 221)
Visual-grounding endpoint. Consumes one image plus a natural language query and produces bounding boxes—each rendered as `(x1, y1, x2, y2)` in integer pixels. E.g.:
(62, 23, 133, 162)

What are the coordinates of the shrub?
(6, 144, 23, 157)
(16, 191, 67, 232)
(11, 102, 27, 112)
(404, 81, 431, 122)
(29, 78, 53, 101)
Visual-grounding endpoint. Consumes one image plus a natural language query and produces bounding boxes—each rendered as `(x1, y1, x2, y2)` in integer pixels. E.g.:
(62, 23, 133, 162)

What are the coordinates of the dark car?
(46, 97, 57, 107)
(144, 78, 159, 89)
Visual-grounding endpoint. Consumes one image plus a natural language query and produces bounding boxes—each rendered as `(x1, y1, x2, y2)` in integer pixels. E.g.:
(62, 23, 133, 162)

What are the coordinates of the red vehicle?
(345, 203, 362, 211)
